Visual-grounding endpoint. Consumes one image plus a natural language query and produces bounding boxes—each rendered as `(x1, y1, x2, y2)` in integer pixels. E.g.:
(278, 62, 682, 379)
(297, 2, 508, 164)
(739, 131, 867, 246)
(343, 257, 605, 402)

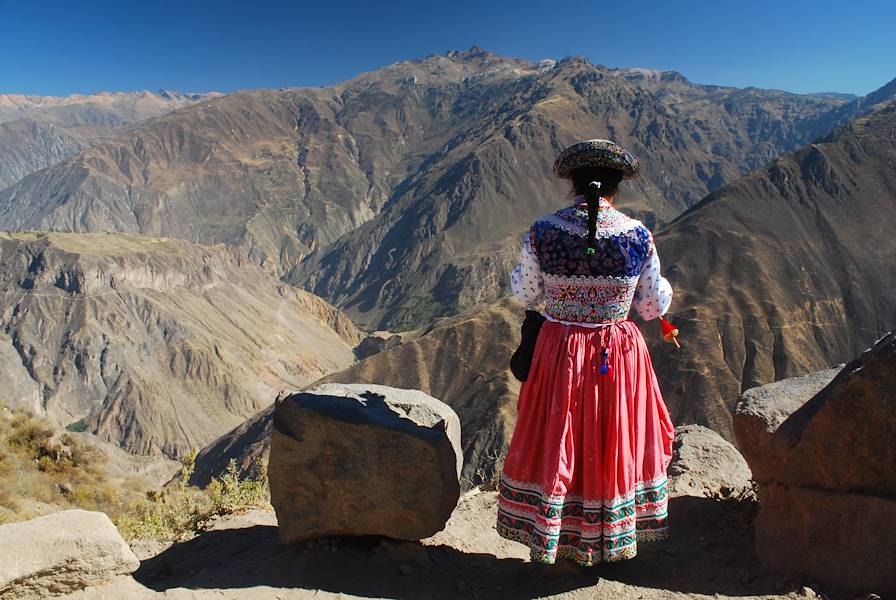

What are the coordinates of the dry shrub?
(6, 412, 54, 456)
(0, 408, 267, 538)
(0, 485, 20, 512)
(116, 451, 270, 541)
(0, 407, 146, 523)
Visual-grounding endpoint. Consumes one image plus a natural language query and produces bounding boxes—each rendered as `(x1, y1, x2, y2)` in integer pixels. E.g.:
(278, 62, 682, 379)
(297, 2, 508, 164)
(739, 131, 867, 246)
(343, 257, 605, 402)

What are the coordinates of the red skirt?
(496, 318, 674, 565)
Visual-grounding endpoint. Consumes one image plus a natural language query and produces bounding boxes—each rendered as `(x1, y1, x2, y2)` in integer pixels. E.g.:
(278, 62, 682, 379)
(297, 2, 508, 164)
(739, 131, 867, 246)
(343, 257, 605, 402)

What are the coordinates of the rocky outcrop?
(353, 334, 403, 360)
(268, 383, 462, 543)
(667, 425, 752, 499)
(734, 332, 896, 596)
(0, 510, 139, 598)
(734, 367, 842, 481)
(0, 232, 360, 458)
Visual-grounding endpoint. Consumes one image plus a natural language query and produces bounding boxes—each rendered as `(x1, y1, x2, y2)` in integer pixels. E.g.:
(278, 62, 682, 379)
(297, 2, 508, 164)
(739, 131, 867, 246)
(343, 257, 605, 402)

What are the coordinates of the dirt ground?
(63, 490, 849, 600)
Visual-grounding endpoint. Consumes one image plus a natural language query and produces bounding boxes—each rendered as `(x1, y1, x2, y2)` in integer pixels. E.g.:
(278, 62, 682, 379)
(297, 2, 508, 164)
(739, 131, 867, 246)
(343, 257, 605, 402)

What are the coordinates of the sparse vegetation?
(0, 405, 140, 523)
(0, 405, 270, 541)
(468, 446, 506, 492)
(116, 451, 270, 541)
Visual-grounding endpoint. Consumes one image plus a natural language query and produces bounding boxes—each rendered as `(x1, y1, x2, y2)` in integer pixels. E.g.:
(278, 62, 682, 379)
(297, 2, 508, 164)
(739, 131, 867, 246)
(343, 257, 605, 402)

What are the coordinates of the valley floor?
(62, 490, 840, 600)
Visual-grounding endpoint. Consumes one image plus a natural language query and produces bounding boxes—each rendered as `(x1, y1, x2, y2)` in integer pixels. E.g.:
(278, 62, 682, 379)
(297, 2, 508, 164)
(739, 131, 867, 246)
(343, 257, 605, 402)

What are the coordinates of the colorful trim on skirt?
(495, 473, 669, 566)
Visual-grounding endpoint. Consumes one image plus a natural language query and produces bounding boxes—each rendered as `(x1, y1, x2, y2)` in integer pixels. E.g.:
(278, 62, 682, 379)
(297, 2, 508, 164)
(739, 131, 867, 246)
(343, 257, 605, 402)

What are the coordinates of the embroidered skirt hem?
(496, 473, 670, 566)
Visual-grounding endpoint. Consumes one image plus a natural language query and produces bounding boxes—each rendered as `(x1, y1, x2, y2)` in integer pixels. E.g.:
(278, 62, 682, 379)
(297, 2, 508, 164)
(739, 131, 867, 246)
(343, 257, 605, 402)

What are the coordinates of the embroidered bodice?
(511, 197, 672, 324)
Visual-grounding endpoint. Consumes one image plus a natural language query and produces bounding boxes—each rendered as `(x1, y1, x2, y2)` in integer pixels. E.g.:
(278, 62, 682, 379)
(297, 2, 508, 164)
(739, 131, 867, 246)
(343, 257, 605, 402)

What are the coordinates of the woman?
(496, 139, 675, 569)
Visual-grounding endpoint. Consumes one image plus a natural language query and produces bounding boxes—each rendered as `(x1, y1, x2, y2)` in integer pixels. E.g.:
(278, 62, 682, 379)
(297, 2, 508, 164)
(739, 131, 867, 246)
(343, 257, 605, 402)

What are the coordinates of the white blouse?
(630, 245, 673, 320)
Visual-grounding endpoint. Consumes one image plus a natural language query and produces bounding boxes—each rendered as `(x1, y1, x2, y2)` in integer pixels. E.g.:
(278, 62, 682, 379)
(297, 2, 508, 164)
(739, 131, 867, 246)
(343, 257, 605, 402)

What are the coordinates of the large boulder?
(734, 332, 896, 596)
(0, 510, 139, 598)
(734, 366, 842, 482)
(268, 383, 462, 543)
(667, 425, 753, 499)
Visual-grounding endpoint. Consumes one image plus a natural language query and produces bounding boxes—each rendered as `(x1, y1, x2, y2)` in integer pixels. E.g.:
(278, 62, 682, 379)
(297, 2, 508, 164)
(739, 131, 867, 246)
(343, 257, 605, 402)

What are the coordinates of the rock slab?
(268, 383, 462, 543)
(667, 425, 753, 499)
(734, 333, 896, 596)
(0, 509, 139, 598)
(734, 366, 842, 482)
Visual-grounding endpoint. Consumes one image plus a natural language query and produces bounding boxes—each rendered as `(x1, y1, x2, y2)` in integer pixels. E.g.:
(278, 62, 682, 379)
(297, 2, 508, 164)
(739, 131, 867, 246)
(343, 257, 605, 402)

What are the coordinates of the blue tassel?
(599, 347, 610, 375)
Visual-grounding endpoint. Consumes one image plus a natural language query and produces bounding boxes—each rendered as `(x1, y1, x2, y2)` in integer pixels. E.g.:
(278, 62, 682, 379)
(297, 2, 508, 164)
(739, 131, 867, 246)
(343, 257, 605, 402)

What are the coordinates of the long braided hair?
(571, 166, 624, 255)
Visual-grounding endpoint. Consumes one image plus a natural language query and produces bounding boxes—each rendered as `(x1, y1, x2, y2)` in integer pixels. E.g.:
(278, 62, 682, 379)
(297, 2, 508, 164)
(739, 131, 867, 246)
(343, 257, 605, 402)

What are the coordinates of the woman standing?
(496, 139, 676, 568)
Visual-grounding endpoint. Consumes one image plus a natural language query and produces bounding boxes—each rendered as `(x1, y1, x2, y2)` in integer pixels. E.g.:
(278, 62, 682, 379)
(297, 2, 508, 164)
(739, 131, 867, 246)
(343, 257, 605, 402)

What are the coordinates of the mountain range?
(189, 99, 896, 483)
(650, 101, 896, 437)
(3, 48, 889, 330)
(0, 90, 217, 190)
(0, 47, 894, 474)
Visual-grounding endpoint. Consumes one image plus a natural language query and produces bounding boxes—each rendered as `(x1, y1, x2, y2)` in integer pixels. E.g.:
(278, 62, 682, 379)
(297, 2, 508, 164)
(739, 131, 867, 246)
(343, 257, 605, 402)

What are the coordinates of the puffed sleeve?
(631, 238, 673, 320)
(510, 230, 544, 306)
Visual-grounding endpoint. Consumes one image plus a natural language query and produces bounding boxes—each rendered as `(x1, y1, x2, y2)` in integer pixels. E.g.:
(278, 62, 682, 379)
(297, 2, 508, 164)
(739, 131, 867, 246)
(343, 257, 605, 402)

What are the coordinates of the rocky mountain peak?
(611, 67, 690, 84)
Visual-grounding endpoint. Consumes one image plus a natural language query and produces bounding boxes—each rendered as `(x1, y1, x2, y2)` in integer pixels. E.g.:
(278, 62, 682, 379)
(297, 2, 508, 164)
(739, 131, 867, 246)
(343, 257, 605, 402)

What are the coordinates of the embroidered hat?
(552, 139, 641, 180)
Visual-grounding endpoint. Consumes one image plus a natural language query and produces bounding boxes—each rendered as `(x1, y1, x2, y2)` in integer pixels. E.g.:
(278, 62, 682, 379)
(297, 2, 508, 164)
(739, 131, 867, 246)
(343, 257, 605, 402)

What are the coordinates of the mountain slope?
(0, 90, 218, 138)
(650, 102, 896, 438)
(189, 298, 522, 489)
(0, 119, 89, 190)
(0, 232, 360, 458)
(0, 91, 217, 189)
(800, 76, 896, 142)
(0, 50, 852, 329)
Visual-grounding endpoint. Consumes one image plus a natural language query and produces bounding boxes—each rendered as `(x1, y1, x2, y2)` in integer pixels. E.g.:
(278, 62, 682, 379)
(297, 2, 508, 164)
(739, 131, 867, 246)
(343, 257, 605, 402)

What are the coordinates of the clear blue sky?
(1, 0, 893, 97)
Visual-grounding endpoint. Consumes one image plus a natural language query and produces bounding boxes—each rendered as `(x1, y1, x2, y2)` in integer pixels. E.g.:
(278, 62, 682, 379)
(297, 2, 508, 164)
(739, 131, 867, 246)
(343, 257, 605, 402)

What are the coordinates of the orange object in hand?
(660, 317, 681, 349)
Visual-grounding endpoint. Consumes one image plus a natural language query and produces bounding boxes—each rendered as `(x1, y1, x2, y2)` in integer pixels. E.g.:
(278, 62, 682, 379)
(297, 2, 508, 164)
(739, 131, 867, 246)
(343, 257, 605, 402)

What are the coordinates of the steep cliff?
(0, 232, 360, 458)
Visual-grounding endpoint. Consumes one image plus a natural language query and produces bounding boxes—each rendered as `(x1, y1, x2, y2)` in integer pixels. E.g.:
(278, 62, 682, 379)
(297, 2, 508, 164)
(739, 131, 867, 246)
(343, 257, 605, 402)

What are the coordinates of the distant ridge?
(805, 91, 859, 101)
(800, 75, 896, 141)
(0, 90, 218, 188)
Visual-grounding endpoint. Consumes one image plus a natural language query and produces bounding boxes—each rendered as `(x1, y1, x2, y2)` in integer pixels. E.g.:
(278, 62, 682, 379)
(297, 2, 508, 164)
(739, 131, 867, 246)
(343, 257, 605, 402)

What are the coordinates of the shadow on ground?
(134, 496, 807, 599)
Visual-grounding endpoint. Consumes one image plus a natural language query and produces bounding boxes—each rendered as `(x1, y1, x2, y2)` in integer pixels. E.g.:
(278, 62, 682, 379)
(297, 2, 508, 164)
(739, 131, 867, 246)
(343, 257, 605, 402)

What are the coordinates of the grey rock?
(269, 383, 462, 543)
(0, 510, 139, 599)
(734, 367, 842, 482)
(668, 425, 753, 499)
(737, 332, 896, 596)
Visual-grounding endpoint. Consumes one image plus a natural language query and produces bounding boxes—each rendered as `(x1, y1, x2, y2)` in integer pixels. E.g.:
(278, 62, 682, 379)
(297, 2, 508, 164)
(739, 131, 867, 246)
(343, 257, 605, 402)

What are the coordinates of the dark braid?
(585, 181, 601, 255)
(571, 166, 624, 257)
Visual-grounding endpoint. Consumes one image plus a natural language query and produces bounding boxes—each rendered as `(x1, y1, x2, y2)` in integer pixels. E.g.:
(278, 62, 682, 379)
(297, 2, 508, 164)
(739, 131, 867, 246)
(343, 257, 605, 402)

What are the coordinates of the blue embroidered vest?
(529, 201, 652, 324)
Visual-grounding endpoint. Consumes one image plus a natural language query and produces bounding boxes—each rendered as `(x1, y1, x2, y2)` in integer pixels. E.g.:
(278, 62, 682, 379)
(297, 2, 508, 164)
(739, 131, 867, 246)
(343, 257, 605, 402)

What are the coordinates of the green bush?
(65, 418, 89, 433)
